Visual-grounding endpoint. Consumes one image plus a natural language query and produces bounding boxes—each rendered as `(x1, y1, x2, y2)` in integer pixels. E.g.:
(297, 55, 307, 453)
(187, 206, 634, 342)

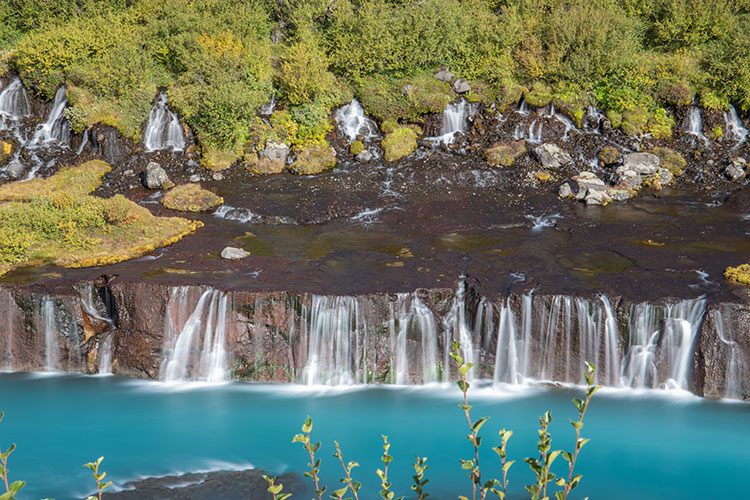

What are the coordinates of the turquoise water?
(0, 373, 748, 499)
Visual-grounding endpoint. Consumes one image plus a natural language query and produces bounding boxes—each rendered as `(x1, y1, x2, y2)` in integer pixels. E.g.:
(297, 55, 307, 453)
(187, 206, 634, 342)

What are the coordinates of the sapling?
(332, 440, 361, 500)
(375, 435, 402, 500)
(0, 412, 25, 500)
(292, 416, 326, 500)
(83, 456, 112, 500)
(556, 362, 600, 499)
(263, 474, 293, 500)
(410, 456, 429, 499)
(523, 411, 560, 500)
(490, 429, 514, 499)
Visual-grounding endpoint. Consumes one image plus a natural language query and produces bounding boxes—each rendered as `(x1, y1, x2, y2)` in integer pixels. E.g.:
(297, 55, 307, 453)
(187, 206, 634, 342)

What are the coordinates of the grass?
(161, 183, 223, 212)
(0, 160, 201, 276)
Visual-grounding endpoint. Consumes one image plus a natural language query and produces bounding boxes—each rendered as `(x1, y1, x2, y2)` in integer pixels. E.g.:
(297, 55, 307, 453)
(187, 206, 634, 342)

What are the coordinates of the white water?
(80, 285, 116, 374)
(27, 86, 71, 150)
(0, 77, 31, 126)
(443, 276, 476, 379)
(391, 294, 440, 384)
(526, 213, 561, 232)
(685, 103, 708, 144)
(161, 288, 229, 382)
(428, 99, 477, 145)
(334, 99, 378, 143)
(143, 92, 185, 152)
(713, 307, 745, 399)
(516, 97, 530, 115)
(42, 297, 59, 371)
(259, 93, 276, 116)
(586, 106, 605, 133)
(724, 105, 748, 143)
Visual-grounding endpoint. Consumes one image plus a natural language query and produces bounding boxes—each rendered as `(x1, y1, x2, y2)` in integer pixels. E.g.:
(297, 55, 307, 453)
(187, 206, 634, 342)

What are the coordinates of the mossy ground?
(382, 127, 418, 163)
(484, 142, 527, 168)
(161, 184, 223, 212)
(0, 160, 200, 276)
(725, 264, 750, 286)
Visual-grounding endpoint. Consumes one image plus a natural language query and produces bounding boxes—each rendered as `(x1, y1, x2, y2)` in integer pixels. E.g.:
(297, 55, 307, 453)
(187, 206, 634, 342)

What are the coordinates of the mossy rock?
(598, 146, 621, 166)
(290, 145, 337, 175)
(525, 82, 553, 108)
(621, 107, 649, 136)
(725, 264, 750, 286)
(606, 110, 623, 129)
(357, 73, 453, 123)
(382, 127, 418, 162)
(201, 148, 238, 172)
(484, 141, 527, 168)
(534, 170, 552, 182)
(709, 126, 724, 141)
(161, 184, 223, 212)
(243, 152, 285, 175)
(350, 140, 364, 155)
(651, 147, 686, 176)
(0, 140, 13, 163)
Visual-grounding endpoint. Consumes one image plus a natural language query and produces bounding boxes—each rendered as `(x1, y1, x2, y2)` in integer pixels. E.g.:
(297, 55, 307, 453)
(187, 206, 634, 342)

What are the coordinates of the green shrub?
(382, 127, 418, 162)
(646, 107, 675, 139)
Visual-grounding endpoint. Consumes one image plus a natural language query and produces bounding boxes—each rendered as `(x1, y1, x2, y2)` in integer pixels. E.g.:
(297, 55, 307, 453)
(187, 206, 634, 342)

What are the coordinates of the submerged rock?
(143, 162, 173, 190)
(533, 143, 572, 170)
(220, 247, 250, 260)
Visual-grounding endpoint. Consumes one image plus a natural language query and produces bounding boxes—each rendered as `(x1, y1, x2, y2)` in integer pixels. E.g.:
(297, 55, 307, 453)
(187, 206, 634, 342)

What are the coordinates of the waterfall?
(685, 102, 708, 144)
(143, 92, 186, 152)
(443, 277, 476, 379)
(429, 99, 477, 145)
(554, 111, 577, 141)
(27, 86, 71, 150)
(391, 294, 439, 384)
(493, 299, 519, 385)
(161, 288, 229, 382)
(334, 99, 378, 143)
(0, 77, 31, 126)
(42, 297, 60, 371)
(516, 97, 530, 115)
(81, 285, 116, 374)
(714, 307, 745, 399)
(585, 106, 605, 133)
(259, 93, 277, 116)
(302, 296, 363, 385)
(724, 105, 748, 143)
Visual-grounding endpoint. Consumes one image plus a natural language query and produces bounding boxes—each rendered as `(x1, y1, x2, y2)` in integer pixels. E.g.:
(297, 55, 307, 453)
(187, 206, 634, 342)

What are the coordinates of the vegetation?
(4, 0, 750, 166)
(161, 183, 223, 212)
(0, 160, 201, 276)
(382, 127, 418, 163)
(0, 411, 25, 500)
(484, 142, 527, 168)
(725, 264, 750, 286)
(83, 456, 112, 500)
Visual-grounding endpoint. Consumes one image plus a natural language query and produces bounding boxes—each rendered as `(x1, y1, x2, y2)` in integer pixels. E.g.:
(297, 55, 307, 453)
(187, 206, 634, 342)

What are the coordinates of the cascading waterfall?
(391, 294, 440, 384)
(0, 77, 31, 127)
(713, 306, 745, 399)
(334, 99, 379, 143)
(443, 277, 476, 379)
(143, 92, 186, 152)
(516, 97, 530, 115)
(685, 101, 708, 144)
(585, 106, 605, 132)
(161, 288, 229, 382)
(724, 105, 748, 143)
(81, 286, 116, 374)
(42, 297, 60, 371)
(27, 86, 71, 150)
(303, 296, 363, 385)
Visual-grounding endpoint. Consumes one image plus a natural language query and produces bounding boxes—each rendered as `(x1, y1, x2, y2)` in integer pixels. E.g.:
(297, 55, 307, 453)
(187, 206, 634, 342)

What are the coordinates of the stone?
(484, 141, 526, 168)
(0, 140, 13, 163)
(574, 171, 607, 192)
(143, 162, 171, 190)
(597, 146, 620, 166)
(533, 143, 572, 170)
(355, 150, 373, 162)
(607, 187, 633, 202)
(585, 189, 611, 206)
(725, 161, 747, 182)
(558, 182, 574, 199)
(616, 169, 642, 190)
(122, 169, 134, 176)
(656, 167, 674, 186)
(220, 246, 250, 260)
(401, 84, 415, 98)
(6, 161, 25, 179)
(189, 174, 201, 183)
(622, 152, 660, 175)
(212, 172, 224, 181)
(434, 67, 455, 83)
(453, 79, 471, 94)
(259, 141, 289, 164)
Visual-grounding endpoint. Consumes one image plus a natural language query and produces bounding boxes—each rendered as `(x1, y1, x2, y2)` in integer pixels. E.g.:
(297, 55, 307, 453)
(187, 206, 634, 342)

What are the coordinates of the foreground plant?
(376, 435, 402, 500)
(524, 411, 559, 500)
(263, 474, 292, 500)
(411, 456, 429, 499)
(292, 416, 326, 500)
(333, 440, 361, 500)
(0, 412, 25, 500)
(83, 456, 112, 500)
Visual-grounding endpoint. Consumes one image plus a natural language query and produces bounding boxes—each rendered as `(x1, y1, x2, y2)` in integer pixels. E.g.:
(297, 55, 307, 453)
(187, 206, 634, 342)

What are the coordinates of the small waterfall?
(493, 299, 519, 385)
(143, 92, 186, 152)
(443, 277, 476, 379)
(685, 101, 708, 144)
(303, 296, 363, 385)
(334, 99, 378, 143)
(27, 86, 71, 150)
(0, 77, 31, 126)
(428, 99, 477, 145)
(554, 111, 577, 141)
(259, 93, 277, 116)
(526, 213, 561, 232)
(585, 106, 605, 133)
(42, 297, 60, 371)
(161, 288, 229, 382)
(81, 286, 116, 374)
(516, 97, 530, 115)
(714, 307, 745, 399)
(724, 105, 748, 143)
(391, 294, 439, 384)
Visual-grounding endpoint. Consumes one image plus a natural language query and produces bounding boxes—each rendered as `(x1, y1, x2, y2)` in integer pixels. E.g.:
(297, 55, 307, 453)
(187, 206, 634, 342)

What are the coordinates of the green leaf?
(292, 433, 306, 444)
(503, 460, 515, 473)
(472, 416, 489, 433)
(302, 416, 313, 434)
(9, 481, 26, 495)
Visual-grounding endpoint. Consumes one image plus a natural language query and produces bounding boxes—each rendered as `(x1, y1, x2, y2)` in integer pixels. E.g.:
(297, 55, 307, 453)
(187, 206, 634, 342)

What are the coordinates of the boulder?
(355, 150, 373, 162)
(622, 152, 660, 175)
(0, 140, 13, 164)
(656, 167, 674, 186)
(725, 160, 747, 182)
(558, 182, 574, 199)
(220, 247, 250, 260)
(6, 161, 25, 179)
(585, 189, 611, 206)
(574, 171, 607, 192)
(615, 167, 642, 189)
(533, 143, 572, 170)
(597, 146, 620, 166)
(161, 183, 223, 212)
(290, 145, 337, 175)
(453, 79, 471, 94)
(382, 127, 418, 163)
(484, 141, 526, 167)
(143, 162, 171, 190)
(435, 67, 455, 83)
(607, 187, 633, 202)
(259, 141, 289, 164)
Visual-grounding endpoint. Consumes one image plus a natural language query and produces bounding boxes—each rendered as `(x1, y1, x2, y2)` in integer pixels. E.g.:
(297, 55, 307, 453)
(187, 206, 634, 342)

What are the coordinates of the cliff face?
(1, 279, 748, 401)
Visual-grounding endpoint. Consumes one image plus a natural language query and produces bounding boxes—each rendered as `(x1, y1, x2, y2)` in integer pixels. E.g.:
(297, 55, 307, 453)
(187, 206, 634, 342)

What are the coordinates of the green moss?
(349, 140, 364, 155)
(525, 82, 553, 108)
(290, 144, 337, 175)
(606, 110, 623, 129)
(699, 91, 729, 112)
(161, 184, 223, 212)
(484, 142, 526, 168)
(357, 73, 453, 123)
(200, 147, 239, 172)
(709, 126, 724, 141)
(651, 147, 686, 176)
(725, 264, 750, 286)
(621, 107, 649, 135)
(598, 146, 621, 165)
(0, 160, 199, 276)
(382, 127, 418, 162)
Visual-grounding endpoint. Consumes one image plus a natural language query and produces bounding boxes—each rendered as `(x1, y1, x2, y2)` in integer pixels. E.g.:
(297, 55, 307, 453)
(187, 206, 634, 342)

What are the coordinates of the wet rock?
(356, 150, 373, 162)
(453, 79, 471, 94)
(574, 171, 607, 192)
(615, 168, 641, 189)
(657, 167, 674, 186)
(122, 169, 134, 176)
(585, 189, 611, 205)
(6, 161, 25, 179)
(143, 162, 172, 190)
(189, 174, 201, 183)
(212, 172, 224, 181)
(220, 247, 250, 260)
(186, 159, 199, 170)
(607, 187, 633, 202)
(260, 141, 289, 164)
(725, 157, 747, 182)
(245, 152, 285, 175)
(533, 143, 572, 170)
(558, 182, 574, 199)
(622, 152, 660, 175)
(435, 67, 455, 83)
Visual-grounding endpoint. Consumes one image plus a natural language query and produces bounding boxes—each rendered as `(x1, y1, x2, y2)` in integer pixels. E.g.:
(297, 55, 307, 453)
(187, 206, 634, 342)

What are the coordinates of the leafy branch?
(0, 412, 25, 500)
(292, 416, 326, 500)
(83, 456, 112, 500)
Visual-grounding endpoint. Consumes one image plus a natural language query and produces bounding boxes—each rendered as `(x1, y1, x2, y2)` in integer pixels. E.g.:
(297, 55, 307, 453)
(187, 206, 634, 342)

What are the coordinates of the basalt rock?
(533, 143, 572, 170)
